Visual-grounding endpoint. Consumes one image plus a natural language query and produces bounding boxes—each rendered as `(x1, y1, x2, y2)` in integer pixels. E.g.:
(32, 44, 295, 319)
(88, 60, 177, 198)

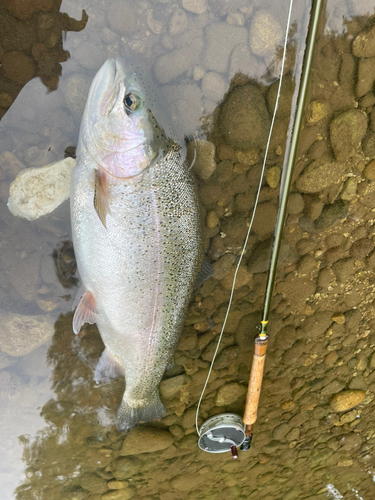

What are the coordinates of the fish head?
(80, 56, 175, 179)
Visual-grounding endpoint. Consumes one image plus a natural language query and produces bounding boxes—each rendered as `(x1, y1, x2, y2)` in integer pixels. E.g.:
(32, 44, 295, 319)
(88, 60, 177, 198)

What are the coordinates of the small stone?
(193, 65, 205, 81)
(352, 25, 375, 58)
(0, 312, 54, 356)
(339, 410, 358, 424)
(288, 193, 304, 214)
(252, 203, 277, 237)
(281, 401, 295, 411)
(211, 254, 235, 280)
(110, 457, 142, 480)
(325, 352, 338, 366)
(229, 43, 265, 80)
(249, 10, 282, 58)
(181, 408, 196, 429)
(101, 489, 135, 500)
(169, 8, 188, 35)
(107, 0, 137, 34)
(350, 238, 374, 260)
(36, 298, 59, 312)
(206, 211, 219, 229)
(120, 427, 174, 456)
(331, 313, 345, 324)
(220, 265, 252, 290)
(79, 472, 107, 494)
(215, 382, 246, 406)
(235, 148, 259, 165)
(363, 159, 375, 180)
(201, 71, 226, 102)
(154, 38, 203, 84)
(160, 375, 185, 399)
(330, 390, 366, 412)
(357, 58, 375, 98)
(330, 109, 368, 161)
(295, 158, 349, 193)
(337, 459, 353, 467)
(226, 12, 245, 26)
(161, 83, 203, 137)
(340, 177, 358, 201)
(107, 480, 129, 490)
(171, 473, 206, 492)
(265, 166, 281, 188)
(204, 23, 248, 74)
(182, 0, 207, 14)
(306, 100, 330, 125)
(187, 139, 216, 180)
(146, 9, 163, 34)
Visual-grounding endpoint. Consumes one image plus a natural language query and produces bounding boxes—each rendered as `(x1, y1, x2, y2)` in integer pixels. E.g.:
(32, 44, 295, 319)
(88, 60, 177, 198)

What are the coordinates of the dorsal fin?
(72, 289, 99, 334)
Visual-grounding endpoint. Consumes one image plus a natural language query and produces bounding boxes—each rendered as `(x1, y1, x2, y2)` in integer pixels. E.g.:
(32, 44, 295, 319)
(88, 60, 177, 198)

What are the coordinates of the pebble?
(187, 139, 216, 180)
(101, 489, 135, 500)
(107, 0, 137, 34)
(0, 311, 54, 356)
(120, 427, 174, 455)
(107, 480, 129, 490)
(331, 313, 345, 324)
(306, 100, 330, 125)
(252, 202, 277, 237)
(288, 193, 304, 214)
(79, 472, 107, 494)
(154, 38, 203, 84)
(182, 0, 207, 15)
(204, 23, 248, 73)
(340, 177, 358, 201)
(229, 43, 265, 80)
(265, 166, 281, 188)
(201, 71, 226, 102)
(219, 84, 270, 149)
(329, 109, 368, 161)
(212, 254, 235, 280)
(171, 473, 206, 492)
(110, 456, 142, 480)
(363, 159, 375, 180)
(169, 8, 188, 35)
(295, 158, 349, 194)
(249, 9, 283, 58)
(206, 210, 219, 229)
(357, 58, 375, 98)
(215, 382, 246, 406)
(352, 24, 375, 58)
(350, 238, 374, 259)
(161, 83, 203, 137)
(160, 374, 185, 398)
(2, 51, 35, 85)
(330, 390, 366, 412)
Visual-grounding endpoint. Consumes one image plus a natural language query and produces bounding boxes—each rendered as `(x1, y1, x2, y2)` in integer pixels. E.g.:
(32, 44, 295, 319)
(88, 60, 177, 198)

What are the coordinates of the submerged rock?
(329, 109, 368, 160)
(330, 390, 366, 412)
(120, 427, 174, 455)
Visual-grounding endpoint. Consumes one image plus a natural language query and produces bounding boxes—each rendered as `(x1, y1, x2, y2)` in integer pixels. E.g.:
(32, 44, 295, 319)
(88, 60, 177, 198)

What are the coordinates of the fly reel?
(198, 413, 250, 457)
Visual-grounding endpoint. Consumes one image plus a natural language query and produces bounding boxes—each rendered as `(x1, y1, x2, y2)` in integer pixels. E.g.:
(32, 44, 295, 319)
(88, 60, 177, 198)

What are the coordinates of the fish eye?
(124, 92, 142, 112)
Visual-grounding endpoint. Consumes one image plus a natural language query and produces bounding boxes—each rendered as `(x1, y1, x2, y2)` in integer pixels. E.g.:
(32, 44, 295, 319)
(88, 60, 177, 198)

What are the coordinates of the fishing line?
(195, 0, 295, 436)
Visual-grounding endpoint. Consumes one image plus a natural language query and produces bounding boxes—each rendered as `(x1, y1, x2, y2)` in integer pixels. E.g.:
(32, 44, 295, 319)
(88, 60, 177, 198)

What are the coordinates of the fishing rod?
(197, 0, 324, 457)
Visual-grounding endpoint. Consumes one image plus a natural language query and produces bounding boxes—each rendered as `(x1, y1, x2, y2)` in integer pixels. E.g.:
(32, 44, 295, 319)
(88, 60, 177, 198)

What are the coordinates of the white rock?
(204, 23, 248, 73)
(8, 157, 76, 220)
(201, 71, 227, 102)
(193, 65, 205, 81)
(249, 9, 283, 58)
(0, 312, 54, 357)
(182, 0, 207, 15)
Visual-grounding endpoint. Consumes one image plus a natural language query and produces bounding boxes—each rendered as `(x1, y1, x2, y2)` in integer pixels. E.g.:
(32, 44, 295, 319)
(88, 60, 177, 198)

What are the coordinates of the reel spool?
(198, 413, 248, 457)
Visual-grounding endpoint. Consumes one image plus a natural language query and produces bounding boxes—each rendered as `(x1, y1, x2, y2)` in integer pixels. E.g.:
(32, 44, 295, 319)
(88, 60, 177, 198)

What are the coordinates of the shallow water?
(1, 0, 375, 499)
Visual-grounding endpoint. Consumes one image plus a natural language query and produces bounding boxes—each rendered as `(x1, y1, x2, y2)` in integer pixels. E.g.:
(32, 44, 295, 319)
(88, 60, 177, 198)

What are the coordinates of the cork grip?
(243, 336, 268, 426)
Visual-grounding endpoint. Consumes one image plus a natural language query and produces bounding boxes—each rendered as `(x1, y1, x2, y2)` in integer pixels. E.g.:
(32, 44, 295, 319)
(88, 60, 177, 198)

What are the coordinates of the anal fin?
(72, 289, 99, 334)
(94, 169, 111, 229)
(95, 348, 124, 383)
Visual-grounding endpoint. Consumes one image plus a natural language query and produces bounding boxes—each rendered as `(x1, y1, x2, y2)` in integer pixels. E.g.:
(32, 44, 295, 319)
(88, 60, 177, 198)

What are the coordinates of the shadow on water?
(0, 0, 88, 120)
(1, 1, 375, 499)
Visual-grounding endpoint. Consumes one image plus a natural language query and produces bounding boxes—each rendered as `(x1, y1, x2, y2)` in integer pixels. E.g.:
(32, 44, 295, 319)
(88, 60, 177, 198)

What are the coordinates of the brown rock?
(120, 427, 174, 455)
(252, 202, 277, 237)
(363, 159, 375, 180)
(215, 382, 246, 406)
(330, 390, 366, 412)
(352, 24, 375, 58)
(2, 51, 35, 85)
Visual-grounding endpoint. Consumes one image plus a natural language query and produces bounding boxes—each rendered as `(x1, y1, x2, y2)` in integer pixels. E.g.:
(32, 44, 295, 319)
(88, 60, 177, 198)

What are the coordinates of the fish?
(70, 56, 204, 431)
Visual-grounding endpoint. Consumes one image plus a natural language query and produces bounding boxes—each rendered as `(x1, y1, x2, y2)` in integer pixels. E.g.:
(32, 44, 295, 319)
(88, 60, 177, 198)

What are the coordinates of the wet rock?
(321, 379, 346, 396)
(277, 275, 316, 307)
(186, 139, 216, 180)
(330, 390, 366, 412)
(352, 25, 375, 58)
(120, 427, 174, 455)
(350, 238, 374, 259)
(9, 252, 40, 301)
(201, 71, 226, 102)
(314, 200, 348, 231)
(214, 345, 239, 369)
(204, 23, 248, 73)
(306, 100, 330, 125)
(249, 9, 282, 58)
(206, 210, 219, 229)
(220, 264, 252, 290)
(331, 313, 345, 324)
(74, 41, 106, 71)
(154, 38, 203, 84)
(363, 159, 375, 180)
(107, 480, 129, 490)
(110, 456, 142, 479)
(215, 382, 246, 406)
(2, 51, 35, 85)
(349, 375, 367, 391)
(171, 473, 206, 492)
(317, 268, 335, 288)
(357, 58, 375, 98)
(252, 202, 277, 237)
(324, 246, 345, 264)
(325, 352, 338, 366)
(107, 0, 137, 34)
(0, 151, 25, 179)
(79, 473, 107, 494)
(211, 254, 235, 280)
(332, 258, 355, 283)
(329, 109, 368, 161)
(267, 74, 294, 118)
(219, 84, 270, 149)
(265, 166, 281, 188)
(297, 254, 317, 274)
(288, 193, 304, 214)
(0, 312, 54, 356)
(160, 375, 185, 399)
(296, 238, 316, 255)
(295, 158, 349, 194)
(169, 8, 188, 35)
(161, 83, 203, 137)
(101, 488, 135, 500)
(181, 408, 196, 429)
(339, 432, 362, 451)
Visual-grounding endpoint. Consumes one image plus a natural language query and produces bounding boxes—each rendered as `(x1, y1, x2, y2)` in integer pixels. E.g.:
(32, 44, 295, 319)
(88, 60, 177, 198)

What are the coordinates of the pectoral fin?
(194, 259, 214, 290)
(72, 289, 99, 334)
(94, 169, 111, 229)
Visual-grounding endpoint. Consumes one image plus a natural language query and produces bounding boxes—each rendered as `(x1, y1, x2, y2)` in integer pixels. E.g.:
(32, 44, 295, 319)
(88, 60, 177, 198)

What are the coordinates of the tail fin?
(116, 392, 165, 432)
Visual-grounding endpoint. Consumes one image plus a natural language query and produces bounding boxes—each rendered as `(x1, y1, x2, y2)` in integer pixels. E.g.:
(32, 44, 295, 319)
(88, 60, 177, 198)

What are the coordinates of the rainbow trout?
(71, 57, 203, 430)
